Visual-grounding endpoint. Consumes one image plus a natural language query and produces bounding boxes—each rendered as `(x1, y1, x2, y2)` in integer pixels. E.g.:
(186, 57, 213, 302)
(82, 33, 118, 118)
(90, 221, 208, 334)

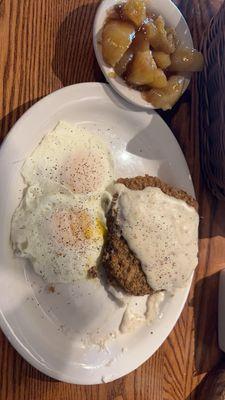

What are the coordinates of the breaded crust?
(102, 175, 198, 296)
(117, 175, 198, 210)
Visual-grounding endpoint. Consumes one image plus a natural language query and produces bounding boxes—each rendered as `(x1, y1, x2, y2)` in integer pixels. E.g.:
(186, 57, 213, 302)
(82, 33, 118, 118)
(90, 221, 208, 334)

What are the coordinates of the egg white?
(11, 185, 108, 283)
(22, 121, 114, 195)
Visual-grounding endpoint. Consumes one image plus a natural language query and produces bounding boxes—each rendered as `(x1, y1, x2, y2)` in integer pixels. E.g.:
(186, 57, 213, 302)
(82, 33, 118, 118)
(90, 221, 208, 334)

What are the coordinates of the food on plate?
(126, 38, 156, 82)
(144, 75, 185, 110)
(145, 15, 176, 54)
(102, 20, 135, 67)
(102, 175, 199, 295)
(22, 121, 114, 194)
(87, 265, 98, 278)
(10, 119, 199, 335)
(119, 291, 165, 333)
(169, 46, 204, 72)
(107, 284, 165, 333)
(100, 0, 204, 109)
(114, 47, 134, 76)
(11, 121, 113, 283)
(152, 51, 171, 69)
(11, 187, 107, 282)
(127, 40, 167, 88)
(123, 0, 146, 26)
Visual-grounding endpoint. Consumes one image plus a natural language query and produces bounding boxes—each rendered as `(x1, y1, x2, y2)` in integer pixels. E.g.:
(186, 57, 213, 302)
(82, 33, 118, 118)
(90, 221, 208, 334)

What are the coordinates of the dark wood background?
(1, 0, 225, 398)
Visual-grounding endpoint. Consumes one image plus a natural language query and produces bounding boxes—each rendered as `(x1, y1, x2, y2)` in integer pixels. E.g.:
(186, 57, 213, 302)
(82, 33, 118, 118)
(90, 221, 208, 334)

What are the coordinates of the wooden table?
(1, 0, 225, 399)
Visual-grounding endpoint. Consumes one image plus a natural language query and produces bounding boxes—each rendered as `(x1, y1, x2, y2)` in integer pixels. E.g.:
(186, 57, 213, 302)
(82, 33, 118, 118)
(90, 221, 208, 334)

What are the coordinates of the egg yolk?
(50, 209, 105, 247)
(96, 218, 107, 238)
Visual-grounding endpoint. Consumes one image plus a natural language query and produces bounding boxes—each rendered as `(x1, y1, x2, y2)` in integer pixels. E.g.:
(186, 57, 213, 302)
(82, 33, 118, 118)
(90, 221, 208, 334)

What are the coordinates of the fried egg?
(22, 121, 114, 195)
(11, 185, 107, 283)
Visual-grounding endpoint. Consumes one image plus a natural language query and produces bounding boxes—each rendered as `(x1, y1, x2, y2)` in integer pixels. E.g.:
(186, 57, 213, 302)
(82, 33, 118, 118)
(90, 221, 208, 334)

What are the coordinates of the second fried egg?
(22, 121, 114, 195)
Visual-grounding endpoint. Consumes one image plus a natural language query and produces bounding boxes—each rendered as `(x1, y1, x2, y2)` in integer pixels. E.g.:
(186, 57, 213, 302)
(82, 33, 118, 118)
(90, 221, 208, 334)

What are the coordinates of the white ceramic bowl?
(93, 0, 193, 109)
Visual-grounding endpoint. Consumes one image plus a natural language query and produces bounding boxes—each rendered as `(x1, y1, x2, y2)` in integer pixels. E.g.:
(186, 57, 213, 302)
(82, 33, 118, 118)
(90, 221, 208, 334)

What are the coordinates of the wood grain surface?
(0, 0, 225, 399)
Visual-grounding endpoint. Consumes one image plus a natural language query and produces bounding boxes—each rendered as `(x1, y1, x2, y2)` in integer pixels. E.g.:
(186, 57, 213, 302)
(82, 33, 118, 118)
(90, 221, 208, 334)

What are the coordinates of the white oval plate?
(93, 0, 193, 109)
(0, 83, 194, 384)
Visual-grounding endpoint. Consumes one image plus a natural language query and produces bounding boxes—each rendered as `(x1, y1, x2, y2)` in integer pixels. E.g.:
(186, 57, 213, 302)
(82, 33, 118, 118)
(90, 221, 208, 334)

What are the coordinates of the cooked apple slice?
(169, 47, 204, 72)
(152, 51, 171, 69)
(149, 16, 176, 54)
(123, 0, 146, 27)
(114, 47, 134, 76)
(102, 20, 135, 67)
(145, 75, 185, 110)
(143, 18, 157, 41)
(127, 44, 157, 85)
(150, 69, 168, 88)
(132, 31, 148, 51)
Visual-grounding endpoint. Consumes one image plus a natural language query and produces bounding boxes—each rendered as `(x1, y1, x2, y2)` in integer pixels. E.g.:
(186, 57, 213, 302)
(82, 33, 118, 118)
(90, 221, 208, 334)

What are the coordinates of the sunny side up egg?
(11, 185, 108, 282)
(22, 121, 114, 195)
(11, 121, 114, 283)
